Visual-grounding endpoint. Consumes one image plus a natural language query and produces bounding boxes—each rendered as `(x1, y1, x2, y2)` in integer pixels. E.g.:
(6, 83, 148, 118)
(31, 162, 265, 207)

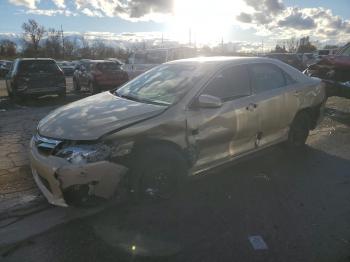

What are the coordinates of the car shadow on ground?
(5, 145, 350, 262)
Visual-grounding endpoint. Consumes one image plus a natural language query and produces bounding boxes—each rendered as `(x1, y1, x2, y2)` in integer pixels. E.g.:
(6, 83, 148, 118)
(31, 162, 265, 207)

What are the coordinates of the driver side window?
(203, 65, 251, 102)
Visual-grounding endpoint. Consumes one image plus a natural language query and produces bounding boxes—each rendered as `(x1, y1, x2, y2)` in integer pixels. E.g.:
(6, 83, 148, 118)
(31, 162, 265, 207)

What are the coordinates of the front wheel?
(130, 146, 188, 202)
(286, 112, 311, 149)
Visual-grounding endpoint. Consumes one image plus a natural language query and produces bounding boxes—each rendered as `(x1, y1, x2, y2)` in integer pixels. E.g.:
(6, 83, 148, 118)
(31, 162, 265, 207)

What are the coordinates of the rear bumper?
(29, 137, 128, 207)
(17, 86, 66, 95)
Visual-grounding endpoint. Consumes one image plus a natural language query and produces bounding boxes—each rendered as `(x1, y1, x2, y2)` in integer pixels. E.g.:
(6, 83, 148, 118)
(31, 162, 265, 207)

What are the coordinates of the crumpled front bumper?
(29, 137, 128, 207)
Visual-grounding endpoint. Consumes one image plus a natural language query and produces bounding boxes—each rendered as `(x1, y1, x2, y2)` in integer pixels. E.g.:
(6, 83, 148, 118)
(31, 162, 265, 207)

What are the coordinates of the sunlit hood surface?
(38, 92, 166, 141)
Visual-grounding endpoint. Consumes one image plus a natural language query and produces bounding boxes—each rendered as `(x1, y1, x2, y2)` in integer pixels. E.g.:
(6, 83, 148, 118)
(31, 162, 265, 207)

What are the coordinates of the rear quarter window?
(249, 63, 286, 94)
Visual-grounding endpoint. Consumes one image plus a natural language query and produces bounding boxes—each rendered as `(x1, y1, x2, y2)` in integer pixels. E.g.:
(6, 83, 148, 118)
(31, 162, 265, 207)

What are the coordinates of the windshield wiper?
(115, 92, 169, 106)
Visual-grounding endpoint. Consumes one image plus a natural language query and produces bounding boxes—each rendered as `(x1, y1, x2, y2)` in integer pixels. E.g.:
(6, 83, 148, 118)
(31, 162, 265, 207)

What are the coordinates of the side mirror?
(197, 94, 223, 108)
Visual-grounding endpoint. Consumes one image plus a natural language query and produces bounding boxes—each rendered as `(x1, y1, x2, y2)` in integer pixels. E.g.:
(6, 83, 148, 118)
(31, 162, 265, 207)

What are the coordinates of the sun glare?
(169, 0, 247, 45)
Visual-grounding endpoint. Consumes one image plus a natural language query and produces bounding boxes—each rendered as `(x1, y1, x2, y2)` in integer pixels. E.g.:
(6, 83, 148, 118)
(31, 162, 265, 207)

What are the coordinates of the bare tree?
(44, 28, 62, 59)
(22, 19, 45, 55)
(63, 38, 77, 59)
(0, 40, 17, 58)
(78, 37, 92, 58)
(285, 37, 299, 53)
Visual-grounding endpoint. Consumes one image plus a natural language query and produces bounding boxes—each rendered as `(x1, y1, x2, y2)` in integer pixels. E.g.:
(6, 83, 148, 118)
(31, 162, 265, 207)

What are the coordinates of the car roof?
(166, 56, 285, 66)
(167, 56, 312, 84)
(80, 59, 114, 63)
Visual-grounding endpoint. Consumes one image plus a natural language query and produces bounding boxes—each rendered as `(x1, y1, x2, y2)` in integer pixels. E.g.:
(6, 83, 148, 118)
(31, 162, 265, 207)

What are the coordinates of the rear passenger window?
(250, 64, 286, 93)
(203, 65, 250, 101)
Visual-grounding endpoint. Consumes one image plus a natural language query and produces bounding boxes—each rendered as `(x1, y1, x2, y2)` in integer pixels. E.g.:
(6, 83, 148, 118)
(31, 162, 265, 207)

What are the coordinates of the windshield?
(115, 63, 205, 106)
(19, 60, 59, 73)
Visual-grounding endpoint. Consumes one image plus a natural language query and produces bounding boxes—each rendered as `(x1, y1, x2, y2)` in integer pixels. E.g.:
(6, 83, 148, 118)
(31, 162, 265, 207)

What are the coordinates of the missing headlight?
(55, 143, 111, 164)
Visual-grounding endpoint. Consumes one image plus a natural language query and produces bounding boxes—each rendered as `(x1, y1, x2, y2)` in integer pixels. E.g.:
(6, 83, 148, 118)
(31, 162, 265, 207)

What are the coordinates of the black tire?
(286, 112, 311, 149)
(88, 81, 100, 94)
(130, 146, 188, 202)
(73, 78, 81, 91)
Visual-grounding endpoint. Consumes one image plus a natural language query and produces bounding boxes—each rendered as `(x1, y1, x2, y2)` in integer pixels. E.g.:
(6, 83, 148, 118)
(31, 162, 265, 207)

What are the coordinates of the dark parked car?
(0, 60, 12, 78)
(304, 43, 350, 98)
(57, 61, 75, 76)
(5, 58, 66, 100)
(73, 60, 129, 94)
(265, 53, 305, 71)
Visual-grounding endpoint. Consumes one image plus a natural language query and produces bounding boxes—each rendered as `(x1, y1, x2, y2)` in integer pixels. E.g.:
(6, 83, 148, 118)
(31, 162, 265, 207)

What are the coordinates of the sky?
(0, 0, 350, 50)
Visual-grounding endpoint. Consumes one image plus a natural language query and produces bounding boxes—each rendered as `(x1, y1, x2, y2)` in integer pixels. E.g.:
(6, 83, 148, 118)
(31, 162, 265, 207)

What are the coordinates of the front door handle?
(246, 103, 257, 111)
(294, 91, 301, 96)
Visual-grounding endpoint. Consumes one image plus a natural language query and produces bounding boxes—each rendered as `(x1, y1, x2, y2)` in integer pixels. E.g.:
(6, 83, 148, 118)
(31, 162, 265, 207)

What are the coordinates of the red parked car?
(304, 43, 350, 98)
(73, 60, 129, 94)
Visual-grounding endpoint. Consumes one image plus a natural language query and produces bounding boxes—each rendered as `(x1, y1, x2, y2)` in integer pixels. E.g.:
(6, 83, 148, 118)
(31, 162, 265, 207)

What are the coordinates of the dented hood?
(38, 92, 166, 140)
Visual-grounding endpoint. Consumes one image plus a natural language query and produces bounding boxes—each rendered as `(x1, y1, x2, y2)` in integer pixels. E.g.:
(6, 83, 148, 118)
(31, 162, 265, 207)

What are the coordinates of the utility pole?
(194, 33, 196, 49)
(221, 36, 224, 53)
(189, 28, 192, 46)
(261, 39, 264, 54)
(61, 25, 65, 59)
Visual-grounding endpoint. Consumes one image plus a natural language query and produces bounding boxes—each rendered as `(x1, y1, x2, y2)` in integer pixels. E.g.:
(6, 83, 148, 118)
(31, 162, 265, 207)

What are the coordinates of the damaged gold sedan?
(29, 57, 326, 207)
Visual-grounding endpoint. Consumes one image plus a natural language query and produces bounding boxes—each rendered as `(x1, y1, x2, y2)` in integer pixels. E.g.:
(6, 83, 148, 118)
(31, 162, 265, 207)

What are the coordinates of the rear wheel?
(286, 111, 311, 149)
(130, 146, 188, 202)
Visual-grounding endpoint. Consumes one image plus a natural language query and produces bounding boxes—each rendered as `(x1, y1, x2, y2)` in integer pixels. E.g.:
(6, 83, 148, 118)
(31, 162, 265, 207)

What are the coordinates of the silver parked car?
(29, 57, 326, 206)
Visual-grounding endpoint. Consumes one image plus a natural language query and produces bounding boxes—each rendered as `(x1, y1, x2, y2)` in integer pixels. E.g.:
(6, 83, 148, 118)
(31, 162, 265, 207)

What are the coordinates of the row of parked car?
(4, 58, 130, 100)
(3, 43, 350, 102)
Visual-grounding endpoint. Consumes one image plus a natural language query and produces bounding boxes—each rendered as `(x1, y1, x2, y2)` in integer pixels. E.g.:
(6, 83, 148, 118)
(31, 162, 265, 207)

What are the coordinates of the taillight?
(57, 69, 64, 76)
